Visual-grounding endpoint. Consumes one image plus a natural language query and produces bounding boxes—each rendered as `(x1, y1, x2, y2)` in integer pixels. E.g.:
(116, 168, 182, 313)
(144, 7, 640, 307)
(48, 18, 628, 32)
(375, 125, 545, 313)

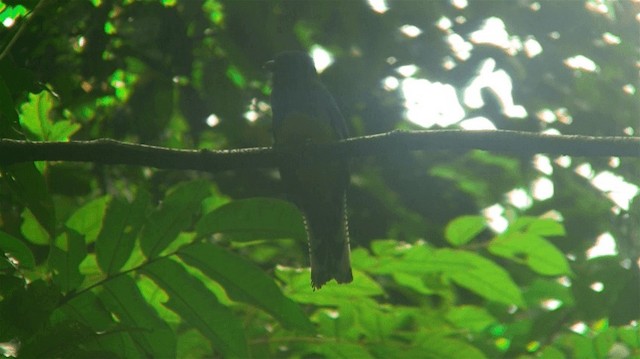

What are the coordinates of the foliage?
(0, 0, 639, 358)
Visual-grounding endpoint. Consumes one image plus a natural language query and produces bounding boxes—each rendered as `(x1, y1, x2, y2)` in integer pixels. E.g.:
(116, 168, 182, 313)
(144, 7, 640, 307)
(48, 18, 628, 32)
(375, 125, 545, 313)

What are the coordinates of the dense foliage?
(0, 0, 639, 358)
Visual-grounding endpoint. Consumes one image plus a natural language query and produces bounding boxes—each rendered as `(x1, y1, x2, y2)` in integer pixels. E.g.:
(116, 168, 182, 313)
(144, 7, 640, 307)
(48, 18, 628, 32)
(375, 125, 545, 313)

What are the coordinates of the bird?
(267, 51, 353, 289)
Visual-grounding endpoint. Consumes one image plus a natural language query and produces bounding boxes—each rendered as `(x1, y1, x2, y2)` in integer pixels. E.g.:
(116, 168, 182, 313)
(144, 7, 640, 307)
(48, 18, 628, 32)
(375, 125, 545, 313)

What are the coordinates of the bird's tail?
(306, 193, 353, 290)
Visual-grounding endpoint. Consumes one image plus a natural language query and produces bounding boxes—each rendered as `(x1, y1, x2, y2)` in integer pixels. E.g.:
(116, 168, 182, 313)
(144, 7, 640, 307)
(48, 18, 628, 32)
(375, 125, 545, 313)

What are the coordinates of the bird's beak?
(263, 60, 275, 72)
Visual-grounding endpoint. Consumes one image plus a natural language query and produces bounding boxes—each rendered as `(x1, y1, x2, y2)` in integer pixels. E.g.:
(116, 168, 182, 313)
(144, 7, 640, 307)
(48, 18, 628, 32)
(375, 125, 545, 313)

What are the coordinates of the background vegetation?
(0, 0, 639, 358)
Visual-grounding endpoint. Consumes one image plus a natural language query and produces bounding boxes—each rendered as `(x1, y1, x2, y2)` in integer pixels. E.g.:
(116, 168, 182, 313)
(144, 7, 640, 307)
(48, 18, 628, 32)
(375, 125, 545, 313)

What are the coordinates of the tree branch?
(1, 130, 638, 172)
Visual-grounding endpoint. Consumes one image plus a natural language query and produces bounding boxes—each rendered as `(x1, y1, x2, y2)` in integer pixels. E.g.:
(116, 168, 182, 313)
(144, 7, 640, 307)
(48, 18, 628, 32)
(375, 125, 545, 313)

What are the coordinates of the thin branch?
(0, 0, 50, 62)
(0, 130, 638, 172)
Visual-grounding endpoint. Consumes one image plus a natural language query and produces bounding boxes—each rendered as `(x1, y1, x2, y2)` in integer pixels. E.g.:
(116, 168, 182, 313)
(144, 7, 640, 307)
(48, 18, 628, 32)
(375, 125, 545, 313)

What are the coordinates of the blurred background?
(1, 0, 639, 357)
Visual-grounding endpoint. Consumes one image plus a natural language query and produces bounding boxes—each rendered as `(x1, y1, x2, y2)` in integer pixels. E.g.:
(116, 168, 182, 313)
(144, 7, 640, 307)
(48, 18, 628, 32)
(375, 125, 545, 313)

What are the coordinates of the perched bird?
(267, 51, 353, 289)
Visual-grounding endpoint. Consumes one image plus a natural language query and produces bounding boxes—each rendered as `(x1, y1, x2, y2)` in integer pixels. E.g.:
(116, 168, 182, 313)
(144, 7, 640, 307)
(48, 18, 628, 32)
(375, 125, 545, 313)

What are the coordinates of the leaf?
(96, 190, 150, 274)
(66, 195, 110, 244)
(414, 335, 487, 359)
(20, 207, 50, 245)
(100, 275, 176, 358)
(445, 215, 486, 246)
(19, 92, 53, 140)
(488, 233, 572, 276)
(59, 291, 116, 332)
(178, 243, 313, 333)
(195, 197, 306, 241)
(445, 305, 496, 332)
(276, 266, 383, 306)
(140, 180, 210, 258)
(49, 120, 81, 142)
(7, 162, 55, 236)
(48, 230, 87, 292)
(509, 217, 566, 237)
(0, 230, 36, 268)
(434, 249, 525, 307)
(142, 258, 249, 358)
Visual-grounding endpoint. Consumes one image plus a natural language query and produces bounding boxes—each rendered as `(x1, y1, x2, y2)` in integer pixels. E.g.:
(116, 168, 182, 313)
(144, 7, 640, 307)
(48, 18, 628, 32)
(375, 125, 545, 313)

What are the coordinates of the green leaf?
(100, 275, 176, 358)
(96, 190, 150, 274)
(445, 305, 496, 332)
(488, 233, 572, 276)
(49, 120, 81, 142)
(414, 335, 487, 359)
(434, 249, 525, 307)
(140, 180, 210, 258)
(48, 230, 87, 292)
(7, 162, 55, 236)
(59, 292, 116, 332)
(195, 197, 306, 242)
(178, 242, 313, 333)
(66, 195, 110, 244)
(20, 207, 50, 245)
(19, 92, 54, 140)
(509, 217, 566, 237)
(0, 230, 36, 268)
(142, 258, 249, 358)
(445, 215, 486, 246)
(276, 266, 383, 305)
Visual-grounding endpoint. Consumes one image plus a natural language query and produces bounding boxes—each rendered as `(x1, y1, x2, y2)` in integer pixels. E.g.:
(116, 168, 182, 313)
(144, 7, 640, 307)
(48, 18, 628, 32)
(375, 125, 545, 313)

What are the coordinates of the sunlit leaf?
(142, 258, 249, 358)
(48, 230, 87, 292)
(66, 195, 110, 244)
(445, 305, 496, 332)
(488, 233, 572, 276)
(178, 243, 314, 333)
(195, 197, 306, 242)
(445, 215, 486, 246)
(0, 230, 36, 268)
(140, 180, 210, 258)
(96, 190, 150, 274)
(100, 275, 176, 358)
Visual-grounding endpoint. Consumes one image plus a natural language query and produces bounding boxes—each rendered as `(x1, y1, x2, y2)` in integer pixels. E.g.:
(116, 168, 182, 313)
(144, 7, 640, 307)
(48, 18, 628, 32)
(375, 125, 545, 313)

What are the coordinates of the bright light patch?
(591, 171, 639, 210)
(524, 37, 543, 57)
(442, 56, 456, 70)
(206, 113, 221, 127)
(541, 299, 562, 311)
(564, 55, 599, 72)
(469, 17, 521, 55)
(463, 59, 527, 119)
(531, 177, 554, 201)
(483, 204, 508, 233)
(609, 157, 620, 168)
(622, 84, 636, 95)
(542, 128, 561, 135)
(555, 156, 571, 168)
(540, 210, 563, 222)
(574, 162, 594, 179)
(590, 282, 604, 292)
(367, 0, 389, 13)
(507, 188, 532, 209)
(536, 108, 556, 123)
(396, 64, 418, 77)
(602, 32, 621, 45)
(533, 155, 553, 175)
(3, 17, 15, 27)
(555, 107, 573, 125)
(383, 76, 399, 91)
(624, 127, 635, 135)
(402, 78, 465, 128)
(451, 0, 468, 9)
(557, 276, 571, 287)
(586, 232, 618, 259)
(400, 24, 422, 38)
(446, 32, 473, 60)
(310, 45, 334, 73)
(570, 322, 588, 334)
(436, 16, 453, 31)
(459, 117, 496, 130)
